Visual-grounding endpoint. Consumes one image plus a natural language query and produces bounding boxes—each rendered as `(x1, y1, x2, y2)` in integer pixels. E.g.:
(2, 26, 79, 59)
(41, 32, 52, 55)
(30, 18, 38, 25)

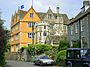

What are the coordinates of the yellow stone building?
(10, 6, 69, 52)
(10, 6, 41, 52)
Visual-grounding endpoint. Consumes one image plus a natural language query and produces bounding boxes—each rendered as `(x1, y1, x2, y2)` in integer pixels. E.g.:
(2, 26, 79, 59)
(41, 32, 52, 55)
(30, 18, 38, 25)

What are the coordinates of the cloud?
(0, 0, 83, 29)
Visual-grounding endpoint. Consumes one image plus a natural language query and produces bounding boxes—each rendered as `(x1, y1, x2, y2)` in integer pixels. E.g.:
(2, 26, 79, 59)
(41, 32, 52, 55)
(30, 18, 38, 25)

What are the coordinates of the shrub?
(72, 40, 81, 48)
(55, 50, 66, 65)
(35, 44, 52, 55)
(27, 44, 52, 55)
(45, 46, 58, 60)
(58, 39, 69, 51)
(27, 45, 35, 55)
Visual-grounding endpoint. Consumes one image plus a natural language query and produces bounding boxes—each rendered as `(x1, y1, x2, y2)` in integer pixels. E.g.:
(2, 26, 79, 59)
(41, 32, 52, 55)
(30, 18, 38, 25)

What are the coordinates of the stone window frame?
(15, 34, 19, 40)
(11, 36, 14, 41)
(71, 25, 74, 35)
(75, 22, 79, 33)
(48, 14, 52, 19)
(30, 13, 34, 18)
(28, 32, 32, 38)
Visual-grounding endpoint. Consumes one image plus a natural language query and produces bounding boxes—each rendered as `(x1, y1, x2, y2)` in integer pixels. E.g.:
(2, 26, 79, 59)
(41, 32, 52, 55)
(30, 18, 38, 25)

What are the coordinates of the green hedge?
(55, 50, 66, 66)
(58, 39, 69, 51)
(27, 44, 52, 55)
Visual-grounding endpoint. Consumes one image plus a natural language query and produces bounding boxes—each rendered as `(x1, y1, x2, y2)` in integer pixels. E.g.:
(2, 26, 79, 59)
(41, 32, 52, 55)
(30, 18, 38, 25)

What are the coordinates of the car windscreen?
(39, 56, 49, 59)
(67, 50, 74, 58)
(81, 49, 90, 56)
(67, 50, 80, 59)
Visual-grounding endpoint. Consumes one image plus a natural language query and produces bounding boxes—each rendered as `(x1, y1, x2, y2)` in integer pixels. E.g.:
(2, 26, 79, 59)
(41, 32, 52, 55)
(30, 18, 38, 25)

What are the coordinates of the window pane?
(48, 14, 52, 19)
(43, 31, 47, 36)
(28, 22, 32, 27)
(28, 33, 32, 38)
(30, 13, 34, 18)
(44, 26, 46, 29)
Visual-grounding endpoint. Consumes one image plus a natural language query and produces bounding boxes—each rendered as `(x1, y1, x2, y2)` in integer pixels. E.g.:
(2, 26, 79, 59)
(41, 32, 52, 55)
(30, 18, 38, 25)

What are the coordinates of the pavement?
(6, 60, 57, 67)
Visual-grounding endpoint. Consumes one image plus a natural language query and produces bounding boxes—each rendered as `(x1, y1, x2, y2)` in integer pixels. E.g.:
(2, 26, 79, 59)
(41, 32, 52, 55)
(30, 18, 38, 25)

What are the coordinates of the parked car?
(66, 48, 90, 67)
(34, 55, 54, 66)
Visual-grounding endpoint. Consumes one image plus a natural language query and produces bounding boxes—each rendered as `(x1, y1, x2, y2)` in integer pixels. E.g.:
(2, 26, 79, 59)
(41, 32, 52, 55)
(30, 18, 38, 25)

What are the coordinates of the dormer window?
(48, 14, 52, 19)
(30, 13, 34, 18)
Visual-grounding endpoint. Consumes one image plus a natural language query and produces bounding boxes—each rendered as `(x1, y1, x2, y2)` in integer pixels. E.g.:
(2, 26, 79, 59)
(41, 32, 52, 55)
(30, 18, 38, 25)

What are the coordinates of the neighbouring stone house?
(68, 0, 90, 48)
(36, 7, 69, 45)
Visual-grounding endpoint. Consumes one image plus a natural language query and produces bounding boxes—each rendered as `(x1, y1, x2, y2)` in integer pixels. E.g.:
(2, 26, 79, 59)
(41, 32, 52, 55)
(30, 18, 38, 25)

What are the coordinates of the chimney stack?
(56, 6, 60, 14)
(83, 0, 90, 11)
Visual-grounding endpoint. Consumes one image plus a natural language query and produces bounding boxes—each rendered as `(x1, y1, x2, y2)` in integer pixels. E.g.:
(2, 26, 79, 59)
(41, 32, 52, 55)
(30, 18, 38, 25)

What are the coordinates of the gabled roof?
(21, 6, 41, 22)
(68, 7, 90, 25)
(18, 9, 27, 19)
(46, 7, 55, 15)
(12, 7, 68, 24)
(44, 7, 55, 19)
(37, 12, 46, 20)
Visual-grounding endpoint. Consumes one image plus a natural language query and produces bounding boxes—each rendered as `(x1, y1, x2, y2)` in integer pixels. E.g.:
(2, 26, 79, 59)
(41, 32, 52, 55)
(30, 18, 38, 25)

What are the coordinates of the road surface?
(6, 60, 57, 67)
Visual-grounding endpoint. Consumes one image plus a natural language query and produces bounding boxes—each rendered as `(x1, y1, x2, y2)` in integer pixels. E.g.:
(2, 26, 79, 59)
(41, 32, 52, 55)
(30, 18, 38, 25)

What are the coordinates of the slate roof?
(18, 10, 27, 19)
(68, 7, 90, 25)
(12, 9, 69, 25)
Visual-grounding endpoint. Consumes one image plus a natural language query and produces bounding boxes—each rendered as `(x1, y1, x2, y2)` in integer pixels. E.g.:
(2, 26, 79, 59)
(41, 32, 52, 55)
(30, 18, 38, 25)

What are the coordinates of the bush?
(27, 44, 35, 55)
(45, 46, 58, 60)
(72, 40, 81, 48)
(35, 44, 52, 55)
(55, 50, 66, 66)
(27, 44, 52, 55)
(58, 39, 69, 51)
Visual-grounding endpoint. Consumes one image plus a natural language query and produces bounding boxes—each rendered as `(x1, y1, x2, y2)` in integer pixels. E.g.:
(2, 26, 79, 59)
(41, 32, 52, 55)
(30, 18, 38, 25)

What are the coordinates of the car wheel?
(34, 62, 36, 65)
(39, 62, 43, 66)
(67, 64, 72, 67)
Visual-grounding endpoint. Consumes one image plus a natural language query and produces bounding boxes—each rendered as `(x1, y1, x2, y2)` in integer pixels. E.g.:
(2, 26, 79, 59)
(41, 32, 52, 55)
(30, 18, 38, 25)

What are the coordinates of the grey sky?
(0, 0, 83, 29)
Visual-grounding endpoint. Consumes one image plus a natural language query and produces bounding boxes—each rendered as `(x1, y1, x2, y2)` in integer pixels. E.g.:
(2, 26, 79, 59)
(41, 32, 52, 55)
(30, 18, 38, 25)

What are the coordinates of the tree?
(0, 13, 9, 67)
(55, 50, 66, 66)
(58, 38, 69, 51)
(27, 44, 52, 55)
(72, 40, 81, 48)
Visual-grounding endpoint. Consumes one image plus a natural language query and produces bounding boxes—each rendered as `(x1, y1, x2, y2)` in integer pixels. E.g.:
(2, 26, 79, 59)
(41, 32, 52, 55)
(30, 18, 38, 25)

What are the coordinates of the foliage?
(58, 39, 69, 51)
(27, 44, 52, 55)
(72, 40, 81, 48)
(27, 44, 34, 55)
(19, 46, 27, 53)
(55, 50, 66, 65)
(35, 44, 52, 55)
(45, 47, 58, 60)
(5, 43, 10, 52)
(0, 16, 9, 66)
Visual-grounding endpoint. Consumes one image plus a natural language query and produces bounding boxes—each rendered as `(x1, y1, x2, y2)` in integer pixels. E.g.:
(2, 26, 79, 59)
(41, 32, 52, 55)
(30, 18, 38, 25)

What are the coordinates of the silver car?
(34, 55, 54, 66)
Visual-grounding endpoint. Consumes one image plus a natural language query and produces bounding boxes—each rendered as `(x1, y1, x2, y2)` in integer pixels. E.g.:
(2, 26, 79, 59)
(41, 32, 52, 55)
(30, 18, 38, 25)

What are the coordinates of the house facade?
(68, 0, 90, 48)
(36, 7, 68, 45)
(10, 6, 41, 52)
(36, 21, 49, 44)
(10, 6, 68, 52)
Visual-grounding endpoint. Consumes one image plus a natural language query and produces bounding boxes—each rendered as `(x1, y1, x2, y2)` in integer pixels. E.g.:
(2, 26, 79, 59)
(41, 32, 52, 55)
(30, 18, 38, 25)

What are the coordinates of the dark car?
(66, 48, 90, 67)
(34, 55, 54, 66)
